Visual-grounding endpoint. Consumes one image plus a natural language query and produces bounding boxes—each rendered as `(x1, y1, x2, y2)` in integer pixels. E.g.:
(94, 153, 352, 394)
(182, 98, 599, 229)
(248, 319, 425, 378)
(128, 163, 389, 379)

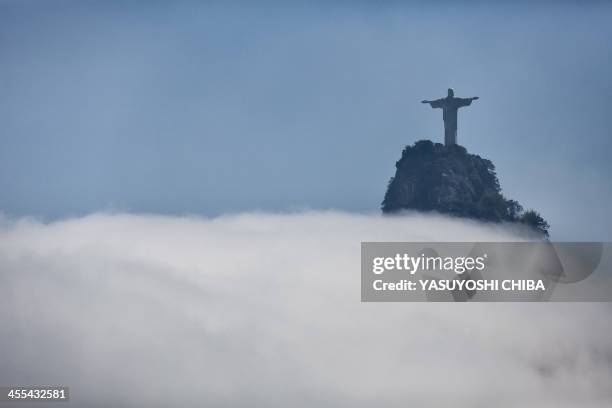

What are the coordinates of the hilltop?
(382, 140, 549, 236)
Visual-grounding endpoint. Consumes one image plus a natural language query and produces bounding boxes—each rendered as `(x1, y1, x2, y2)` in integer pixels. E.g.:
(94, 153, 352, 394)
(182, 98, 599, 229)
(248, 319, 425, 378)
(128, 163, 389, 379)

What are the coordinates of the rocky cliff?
(382, 140, 549, 235)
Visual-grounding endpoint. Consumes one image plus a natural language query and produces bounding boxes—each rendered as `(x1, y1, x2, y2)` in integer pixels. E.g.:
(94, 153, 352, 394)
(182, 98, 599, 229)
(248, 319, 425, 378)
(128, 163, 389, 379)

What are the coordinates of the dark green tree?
(505, 199, 524, 221)
(519, 210, 550, 237)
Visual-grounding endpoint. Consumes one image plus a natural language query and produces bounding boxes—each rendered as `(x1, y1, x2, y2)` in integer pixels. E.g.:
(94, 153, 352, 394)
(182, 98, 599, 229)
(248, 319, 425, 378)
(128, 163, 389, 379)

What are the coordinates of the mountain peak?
(382, 140, 549, 236)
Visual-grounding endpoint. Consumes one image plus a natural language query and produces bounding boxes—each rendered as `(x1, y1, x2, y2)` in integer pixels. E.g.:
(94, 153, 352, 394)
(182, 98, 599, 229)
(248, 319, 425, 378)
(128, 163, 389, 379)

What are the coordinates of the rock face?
(382, 140, 549, 235)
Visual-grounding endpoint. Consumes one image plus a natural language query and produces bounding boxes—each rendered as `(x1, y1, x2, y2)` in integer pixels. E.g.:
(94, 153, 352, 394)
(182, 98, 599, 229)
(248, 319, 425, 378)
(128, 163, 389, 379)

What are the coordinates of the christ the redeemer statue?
(422, 88, 479, 146)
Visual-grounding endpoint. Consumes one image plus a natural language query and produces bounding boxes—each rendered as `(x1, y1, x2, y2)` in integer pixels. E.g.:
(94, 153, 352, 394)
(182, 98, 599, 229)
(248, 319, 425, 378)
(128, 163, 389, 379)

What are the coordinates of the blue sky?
(1, 1, 611, 239)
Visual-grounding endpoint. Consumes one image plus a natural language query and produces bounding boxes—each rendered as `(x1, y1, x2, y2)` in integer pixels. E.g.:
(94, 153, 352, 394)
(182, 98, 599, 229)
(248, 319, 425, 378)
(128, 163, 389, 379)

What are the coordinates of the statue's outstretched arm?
(423, 98, 444, 108)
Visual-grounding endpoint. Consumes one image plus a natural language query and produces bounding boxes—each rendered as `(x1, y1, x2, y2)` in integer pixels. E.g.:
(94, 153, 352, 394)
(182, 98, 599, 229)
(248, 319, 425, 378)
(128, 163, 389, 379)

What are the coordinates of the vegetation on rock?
(382, 140, 549, 236)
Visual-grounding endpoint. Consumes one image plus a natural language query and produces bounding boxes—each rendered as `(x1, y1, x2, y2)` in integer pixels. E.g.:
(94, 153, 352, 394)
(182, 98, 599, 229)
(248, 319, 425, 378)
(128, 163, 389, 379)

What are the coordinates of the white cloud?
(0, 211, 610, 407)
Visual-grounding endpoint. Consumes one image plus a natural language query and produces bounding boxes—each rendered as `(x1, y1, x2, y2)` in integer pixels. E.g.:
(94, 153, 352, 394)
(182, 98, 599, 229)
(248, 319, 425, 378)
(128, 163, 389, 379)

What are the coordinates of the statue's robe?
(428, 97, 473, 146)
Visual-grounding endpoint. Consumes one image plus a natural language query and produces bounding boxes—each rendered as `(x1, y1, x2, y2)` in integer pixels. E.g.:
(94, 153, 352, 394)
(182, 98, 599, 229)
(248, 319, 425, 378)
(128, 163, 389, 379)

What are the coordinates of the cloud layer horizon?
(1, 211, 611, 407)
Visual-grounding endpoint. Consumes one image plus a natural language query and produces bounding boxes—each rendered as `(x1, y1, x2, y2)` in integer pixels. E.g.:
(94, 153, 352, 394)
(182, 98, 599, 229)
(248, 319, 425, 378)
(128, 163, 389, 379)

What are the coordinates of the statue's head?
(447, 88, 454, 97)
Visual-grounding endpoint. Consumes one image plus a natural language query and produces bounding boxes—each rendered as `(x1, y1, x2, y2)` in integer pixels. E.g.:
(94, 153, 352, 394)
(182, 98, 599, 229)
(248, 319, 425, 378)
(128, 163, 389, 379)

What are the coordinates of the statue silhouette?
(422, 88, 479, 146)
